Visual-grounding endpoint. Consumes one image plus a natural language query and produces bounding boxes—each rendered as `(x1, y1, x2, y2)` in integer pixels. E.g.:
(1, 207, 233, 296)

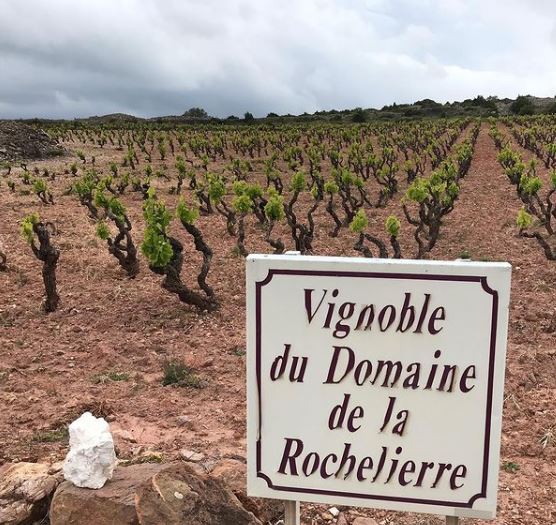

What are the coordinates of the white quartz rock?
(63, 412, 116, 489)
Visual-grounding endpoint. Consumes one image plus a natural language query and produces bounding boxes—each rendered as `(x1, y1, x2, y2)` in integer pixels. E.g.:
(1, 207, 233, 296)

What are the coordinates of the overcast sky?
(1, 0, 555, 119)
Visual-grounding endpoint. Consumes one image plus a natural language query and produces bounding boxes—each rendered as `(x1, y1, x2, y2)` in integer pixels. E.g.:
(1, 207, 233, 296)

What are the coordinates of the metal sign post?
(284, 500, 300, 525)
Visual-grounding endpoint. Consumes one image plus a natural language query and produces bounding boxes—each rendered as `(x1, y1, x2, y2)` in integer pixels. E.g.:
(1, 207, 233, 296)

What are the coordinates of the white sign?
(246, 255, 511, 519)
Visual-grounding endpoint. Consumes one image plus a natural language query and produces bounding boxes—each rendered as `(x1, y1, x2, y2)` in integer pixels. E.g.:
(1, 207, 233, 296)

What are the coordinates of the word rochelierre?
(268, 289, 479, 491)
(277, 441, 468, 490)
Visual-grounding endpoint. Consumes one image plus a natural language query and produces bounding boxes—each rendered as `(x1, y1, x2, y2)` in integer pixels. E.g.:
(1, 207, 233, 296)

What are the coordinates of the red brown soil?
(0, 124, 554, 524)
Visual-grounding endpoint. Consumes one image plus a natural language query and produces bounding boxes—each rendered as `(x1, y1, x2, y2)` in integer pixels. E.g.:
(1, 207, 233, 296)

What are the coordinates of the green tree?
(182, 107, 209, 119)
(546, 101, 556, 115)
(510, 96, 535, 115)
(351, 108, 368, 123)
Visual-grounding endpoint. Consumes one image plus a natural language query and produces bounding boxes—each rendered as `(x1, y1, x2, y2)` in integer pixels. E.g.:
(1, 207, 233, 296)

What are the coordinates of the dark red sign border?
(254, 268, 499, 508)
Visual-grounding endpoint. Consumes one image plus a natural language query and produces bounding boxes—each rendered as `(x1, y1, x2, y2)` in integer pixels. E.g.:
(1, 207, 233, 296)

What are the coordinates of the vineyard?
(0, 116, 554, 524)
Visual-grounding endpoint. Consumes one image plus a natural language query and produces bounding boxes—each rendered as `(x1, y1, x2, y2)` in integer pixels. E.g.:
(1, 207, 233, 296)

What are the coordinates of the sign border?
(254, 268, 499, 509)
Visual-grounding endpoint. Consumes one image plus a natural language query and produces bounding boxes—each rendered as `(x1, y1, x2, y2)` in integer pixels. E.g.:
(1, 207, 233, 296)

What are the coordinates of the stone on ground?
(0, 462, 63, 525)
(50, 463, 163, 525)
(135, 463, 261, 525)
(63, 412, 116, 489)
(50, 461, 264, 525)
(209, 458, 282, 523)
(352, 518, 379, 525)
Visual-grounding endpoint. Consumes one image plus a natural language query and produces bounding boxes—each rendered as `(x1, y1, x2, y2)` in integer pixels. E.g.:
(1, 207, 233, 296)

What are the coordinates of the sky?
(1, 0, 555, 119)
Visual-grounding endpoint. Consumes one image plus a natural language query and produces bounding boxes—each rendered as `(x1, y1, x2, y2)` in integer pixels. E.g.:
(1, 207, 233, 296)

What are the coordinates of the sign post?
(284, 500, 300, 525)
(247, 255, 511, 522)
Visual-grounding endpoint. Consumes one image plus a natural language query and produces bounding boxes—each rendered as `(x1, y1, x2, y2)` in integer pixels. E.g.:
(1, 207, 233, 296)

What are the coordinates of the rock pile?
(0, 121, 65, 162)
(0, 457, 282, 525)
(50, 461, 265, 525)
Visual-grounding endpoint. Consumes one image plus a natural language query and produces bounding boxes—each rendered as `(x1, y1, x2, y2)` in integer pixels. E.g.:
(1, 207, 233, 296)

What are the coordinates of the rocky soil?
(0, 122, 65, 163)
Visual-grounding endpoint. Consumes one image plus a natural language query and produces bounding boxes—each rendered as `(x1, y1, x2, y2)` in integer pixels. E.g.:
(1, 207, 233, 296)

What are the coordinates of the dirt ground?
(0, 123, 554, 524)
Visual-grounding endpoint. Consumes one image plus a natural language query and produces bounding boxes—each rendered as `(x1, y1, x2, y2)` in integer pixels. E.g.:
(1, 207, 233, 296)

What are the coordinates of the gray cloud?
(1, 0, 555, 119)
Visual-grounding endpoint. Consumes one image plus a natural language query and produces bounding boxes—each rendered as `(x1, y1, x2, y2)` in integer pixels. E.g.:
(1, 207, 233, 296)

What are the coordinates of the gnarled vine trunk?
(106, 213, 139, 278)
(31, 223, 60, 312)
(159, 237, 217, 312)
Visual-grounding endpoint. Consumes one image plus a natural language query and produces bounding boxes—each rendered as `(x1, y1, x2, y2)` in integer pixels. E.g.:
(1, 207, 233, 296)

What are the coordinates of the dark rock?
(50, 463, 163, 525)
(50, 461, 264, 525)
(209, 458, 283, 523)
(135, 463, 261, 525)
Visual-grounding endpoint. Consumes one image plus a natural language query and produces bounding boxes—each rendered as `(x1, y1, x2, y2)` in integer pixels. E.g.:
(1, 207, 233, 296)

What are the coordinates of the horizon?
(6, 93, 554, 122)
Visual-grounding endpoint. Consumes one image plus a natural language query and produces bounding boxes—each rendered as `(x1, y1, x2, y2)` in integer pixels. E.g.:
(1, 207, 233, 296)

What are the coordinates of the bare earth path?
(434, 125, 556, 525)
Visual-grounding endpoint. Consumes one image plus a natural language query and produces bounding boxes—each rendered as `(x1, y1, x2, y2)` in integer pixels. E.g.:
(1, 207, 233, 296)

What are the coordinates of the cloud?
(0, 0, 555, 119)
